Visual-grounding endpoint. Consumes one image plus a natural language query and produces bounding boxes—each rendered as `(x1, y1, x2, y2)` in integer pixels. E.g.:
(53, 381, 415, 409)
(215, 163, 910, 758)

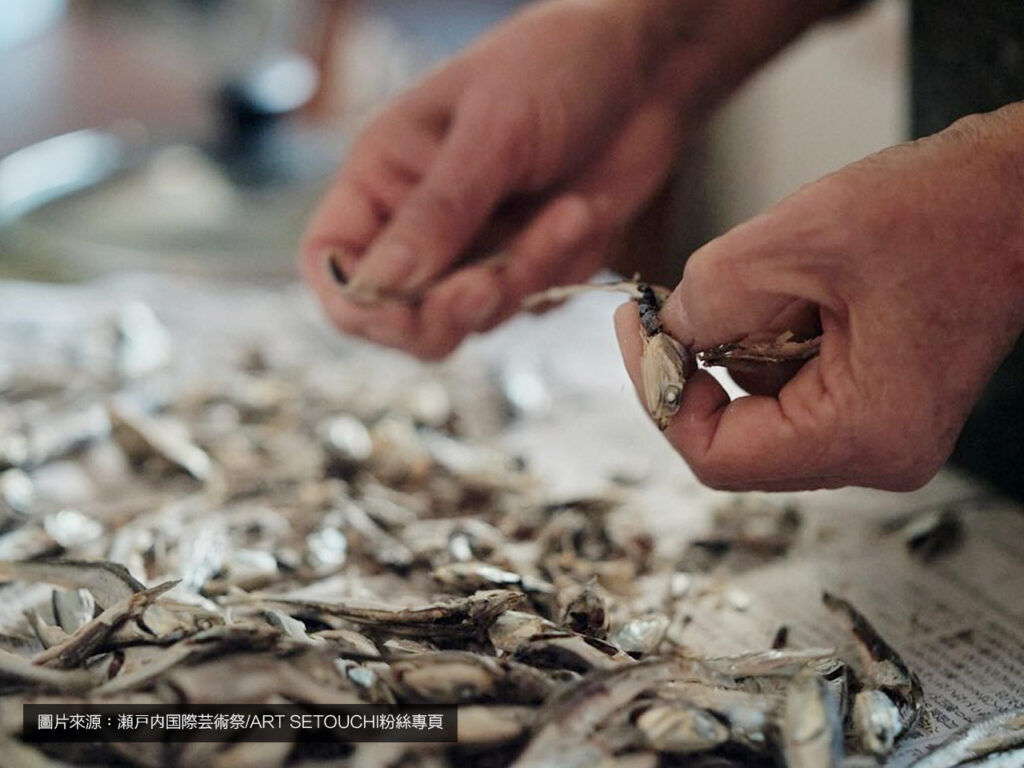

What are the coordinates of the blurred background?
(0, 0, 906, 283)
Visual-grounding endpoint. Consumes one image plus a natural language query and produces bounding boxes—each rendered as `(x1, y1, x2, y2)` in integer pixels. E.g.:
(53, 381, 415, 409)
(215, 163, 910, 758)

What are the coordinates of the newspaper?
(0, 273, 1021, 766)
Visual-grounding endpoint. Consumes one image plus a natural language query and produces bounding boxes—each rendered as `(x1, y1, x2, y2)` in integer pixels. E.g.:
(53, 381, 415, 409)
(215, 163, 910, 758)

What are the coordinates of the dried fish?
(23, 403, 110, 468)
(906, 709, 1024, 768)
(0, 559, 144, 608)
(0, 278, 969, 768)
(433, 562, 554, 596)
(305, 527, 348, 574)
(337, 659, 396, 704)
(512, 632, 634, 673)
(0, 469, 33, 519)
(163, 652, 359, 706)
(699, 331, 821, 367)
(488, 610, 561, 655)
(263, 609, 324, 646)
(386, 651, 554, 705)
(109, 398, 215, 482)
(657, 681, 778, 748)
(610, 614, 670, 657)
(93, 624, 280, 695)
(41, 509, 103, 549)
(313, 628, 381, 659)
(331, 502, 412, 571)
(321, 414, 374, 468)
(252, 590, 523, 639)
(781, 668, 843, 768)
(510, 658, 691, 768)
(24, 610, 68, 649)
(34, 580, 178, 669)
(853, 688, 904, 757)
(634, 702, 730, 754)
(559, 578, 609, 638)
(699, 648, 838, 679)
(823, 592, 924, 734)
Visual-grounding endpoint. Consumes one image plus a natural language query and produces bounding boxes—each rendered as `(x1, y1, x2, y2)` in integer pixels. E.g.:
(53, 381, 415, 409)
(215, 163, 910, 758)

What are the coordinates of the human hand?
(616, 103, 1024, 492)
(300, 0, 685, 359)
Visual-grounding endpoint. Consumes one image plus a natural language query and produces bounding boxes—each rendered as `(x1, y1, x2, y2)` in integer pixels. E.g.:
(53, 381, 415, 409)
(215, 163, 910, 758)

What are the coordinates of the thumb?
(615, 204, 857, 491)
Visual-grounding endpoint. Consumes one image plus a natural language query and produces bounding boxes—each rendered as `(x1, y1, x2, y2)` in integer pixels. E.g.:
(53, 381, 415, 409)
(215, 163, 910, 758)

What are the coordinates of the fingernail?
(458, 289, 502, 330)
(323, 249, 347, 285)
(350, 242, 417, 292)
(664, 290, 695, 347)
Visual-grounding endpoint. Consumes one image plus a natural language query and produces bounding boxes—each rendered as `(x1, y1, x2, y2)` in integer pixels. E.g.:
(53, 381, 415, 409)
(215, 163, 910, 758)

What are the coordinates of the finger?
(614, 302, 855, 491)
(300, 113, 443, 277)
(348, 97, 527, 295)
(661, 177, 852, 351)
(412, 193, 599, 356)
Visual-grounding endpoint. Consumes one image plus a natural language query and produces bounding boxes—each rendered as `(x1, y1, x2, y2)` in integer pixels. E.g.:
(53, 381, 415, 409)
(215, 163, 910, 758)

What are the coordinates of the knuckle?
(410, 188, 471, 234)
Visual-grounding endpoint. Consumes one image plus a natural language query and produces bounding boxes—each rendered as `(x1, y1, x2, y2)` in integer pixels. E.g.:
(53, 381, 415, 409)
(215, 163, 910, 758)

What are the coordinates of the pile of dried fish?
(0, 297, 1015, 768)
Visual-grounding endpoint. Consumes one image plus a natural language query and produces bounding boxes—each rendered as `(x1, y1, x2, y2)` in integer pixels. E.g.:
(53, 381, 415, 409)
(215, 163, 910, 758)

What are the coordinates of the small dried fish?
(634, 702, 730, 754)
(433, 562, 554, 596)
(0, 559, 145, 608)
(781, 668, 843, 768)
(338, 659, 396, 704)
(109, 399, 215, 482)
(823, 592, 924, 734)
(853, 688, 904, 757)
(93, 624, 280, 695)
(42, 509, 103, 549)
(488, 610, 561, 655)
(386, 651, 554, 705)
(906, 709, 1024, 768)
(610, 614, 670, 657)
(0, 468, 33, 518)
(24, 610, 68, 649)
(163, 652, 359, 706)
(699, 648, 838, 679)
(313, 628, 381, 659)
(263, 609, 324, 646)
(335, 502, 413, 571)
(510, 659, 694, 768)
(634, 283, 694, 431)
(698, 331, 821, 367)
(657, 682, 778, 748)
(253, 590, 523, 639)
(559, 578, 609, 638)
(512, 632, 634, 673)
(34, 580, 178, 669)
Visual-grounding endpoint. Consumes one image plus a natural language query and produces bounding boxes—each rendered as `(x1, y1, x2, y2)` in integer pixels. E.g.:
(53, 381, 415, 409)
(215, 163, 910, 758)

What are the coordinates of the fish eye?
(664, 386, 681, 406)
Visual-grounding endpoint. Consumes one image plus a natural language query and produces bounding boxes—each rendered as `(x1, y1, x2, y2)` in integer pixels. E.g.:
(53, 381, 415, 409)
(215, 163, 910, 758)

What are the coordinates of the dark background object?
(912, 0, 1024, 500)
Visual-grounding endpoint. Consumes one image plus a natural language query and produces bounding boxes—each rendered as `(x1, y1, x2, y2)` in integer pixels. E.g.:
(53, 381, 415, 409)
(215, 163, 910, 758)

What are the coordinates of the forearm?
(606, 0, 868, 115)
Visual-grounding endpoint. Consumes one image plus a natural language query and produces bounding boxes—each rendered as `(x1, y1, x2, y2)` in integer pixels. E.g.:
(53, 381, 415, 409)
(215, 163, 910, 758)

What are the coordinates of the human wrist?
(615, 0, 863, 116)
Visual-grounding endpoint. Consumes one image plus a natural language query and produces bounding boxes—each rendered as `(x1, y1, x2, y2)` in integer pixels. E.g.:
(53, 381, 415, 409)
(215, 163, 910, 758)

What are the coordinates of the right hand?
(300, 0, 687, 359)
